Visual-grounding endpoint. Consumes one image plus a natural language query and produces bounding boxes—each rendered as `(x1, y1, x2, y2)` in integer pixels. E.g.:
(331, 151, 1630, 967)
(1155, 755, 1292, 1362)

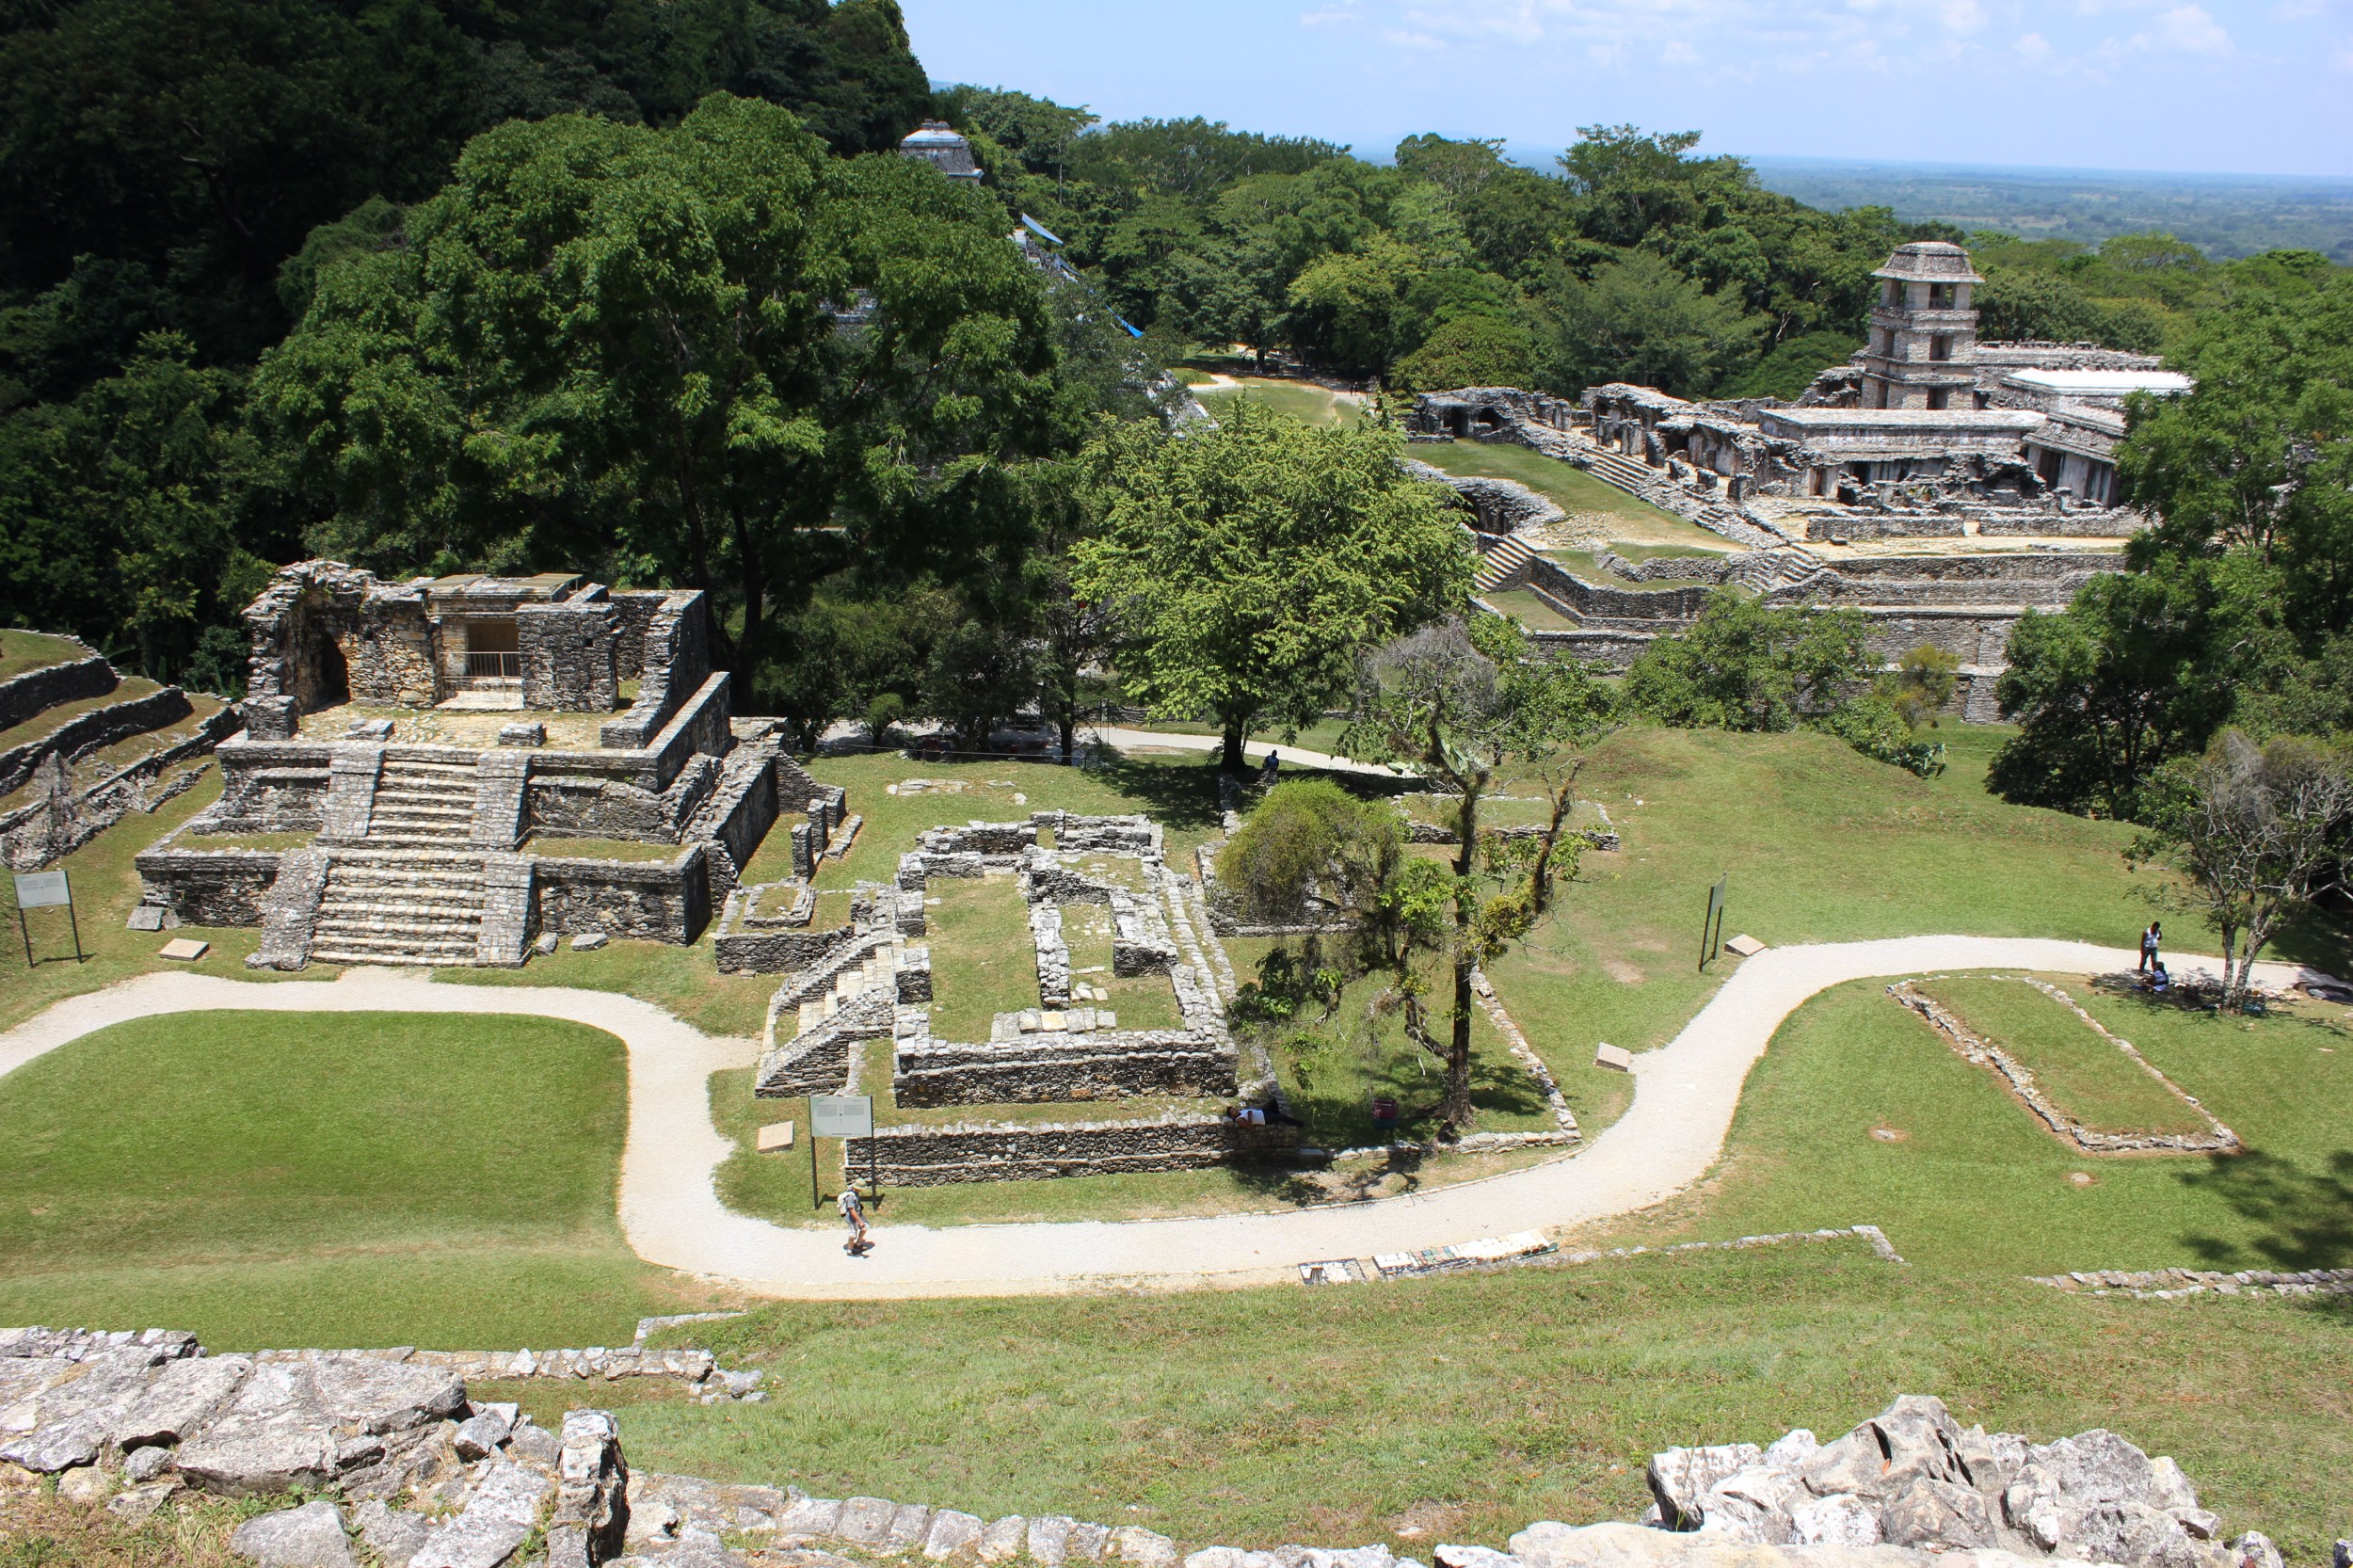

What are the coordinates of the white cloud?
(2272, 0, 2325, 18)
(2134, 3, 2234, 54)
(2014, 29, 2054, 60)
(1941, 0, 1988, 35)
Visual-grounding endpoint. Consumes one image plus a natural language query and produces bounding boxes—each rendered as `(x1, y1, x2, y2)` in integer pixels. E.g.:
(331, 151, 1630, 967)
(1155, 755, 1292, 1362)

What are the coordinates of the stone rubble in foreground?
(2, 1328, 2344, 1568)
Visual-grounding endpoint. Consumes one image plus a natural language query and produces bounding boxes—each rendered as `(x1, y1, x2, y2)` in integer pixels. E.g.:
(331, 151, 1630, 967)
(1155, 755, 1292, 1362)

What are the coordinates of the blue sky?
(897, 0, 2353, 179)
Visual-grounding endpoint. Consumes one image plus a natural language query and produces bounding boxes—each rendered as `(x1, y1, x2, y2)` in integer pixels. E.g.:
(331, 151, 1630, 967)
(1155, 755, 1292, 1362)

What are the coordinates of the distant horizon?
(901, 0, 2353, 183)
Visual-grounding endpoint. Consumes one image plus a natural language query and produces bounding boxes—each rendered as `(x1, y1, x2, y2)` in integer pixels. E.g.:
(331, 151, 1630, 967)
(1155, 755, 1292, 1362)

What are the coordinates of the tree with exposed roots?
(1072, 399, 1470, 772)
(2131, 729, 2353, 1012)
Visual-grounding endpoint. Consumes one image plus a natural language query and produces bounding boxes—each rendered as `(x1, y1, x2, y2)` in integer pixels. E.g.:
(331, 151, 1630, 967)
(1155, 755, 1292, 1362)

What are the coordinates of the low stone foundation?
(893, 1030, 1241, 1107)
(713, 880, 857, 974)
(840, 1113, 1305, 1186)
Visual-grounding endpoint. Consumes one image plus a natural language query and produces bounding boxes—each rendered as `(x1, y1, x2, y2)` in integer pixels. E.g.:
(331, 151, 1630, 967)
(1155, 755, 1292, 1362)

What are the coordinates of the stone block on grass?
(977, 1516, 1031, 1562)
(231, 1499, 356, 1568)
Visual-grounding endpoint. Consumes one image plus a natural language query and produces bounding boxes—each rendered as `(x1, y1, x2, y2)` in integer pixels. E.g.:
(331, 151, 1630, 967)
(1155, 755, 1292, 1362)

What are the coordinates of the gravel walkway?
(0, 939, 2333, 1300)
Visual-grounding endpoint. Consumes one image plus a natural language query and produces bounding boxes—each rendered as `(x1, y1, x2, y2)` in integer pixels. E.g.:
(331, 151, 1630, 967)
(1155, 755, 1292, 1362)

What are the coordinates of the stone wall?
(1977, 510, 2147, 537)
(191, 741, 335, 832)
(0, 686, 194, 796)
(532, 848, 712, 944)
(1526, 558, 1713, 625)
(892, 1032, 1240, 1108)
(0, 647, 112, 732)
(714, 881, 858, 974)
(840, 1113, 1305, 1186)
(1803, 514, 1966, 542)
(1402, 460, 1565, 536)
(519, 593, 619, 712)
(600, 590, 712, 748)
(131, 845, 282, 926)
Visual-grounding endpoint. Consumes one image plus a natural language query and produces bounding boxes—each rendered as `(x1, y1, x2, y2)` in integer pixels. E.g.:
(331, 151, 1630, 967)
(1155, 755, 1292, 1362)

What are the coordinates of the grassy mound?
(0, 1010, 680, 1348)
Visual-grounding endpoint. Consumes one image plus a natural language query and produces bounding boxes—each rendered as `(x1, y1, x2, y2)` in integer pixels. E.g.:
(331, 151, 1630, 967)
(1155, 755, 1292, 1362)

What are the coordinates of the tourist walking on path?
(2138, 921, 2162, 974)
(839, 1188, 871, 1256)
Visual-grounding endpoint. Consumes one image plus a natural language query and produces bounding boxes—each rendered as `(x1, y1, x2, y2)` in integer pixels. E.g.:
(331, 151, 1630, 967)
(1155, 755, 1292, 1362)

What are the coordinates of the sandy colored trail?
(0, 941, 2332, 1300)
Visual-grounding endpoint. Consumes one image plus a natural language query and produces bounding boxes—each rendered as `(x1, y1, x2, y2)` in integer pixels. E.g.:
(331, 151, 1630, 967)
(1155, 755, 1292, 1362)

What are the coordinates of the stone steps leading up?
(314, 843, 489, 967)
(364, 760, 479, 847)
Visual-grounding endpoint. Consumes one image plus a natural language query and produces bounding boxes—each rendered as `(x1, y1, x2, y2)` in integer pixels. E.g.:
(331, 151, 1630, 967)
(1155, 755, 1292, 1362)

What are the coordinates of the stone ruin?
(131, 561, 843, 968)
(7, 1333, 2322, 1568)
(1618, 1393, 2280, 1568)
(744, 811, 1300, 1186)
(1405, 242, 2192, 717)
(0, 630, 241, 872)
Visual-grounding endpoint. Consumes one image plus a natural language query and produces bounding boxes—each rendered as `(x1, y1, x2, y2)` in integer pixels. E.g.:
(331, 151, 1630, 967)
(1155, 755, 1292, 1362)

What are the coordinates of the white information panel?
(809, 1095, 873, 1139)
(12, 871, 69, 909)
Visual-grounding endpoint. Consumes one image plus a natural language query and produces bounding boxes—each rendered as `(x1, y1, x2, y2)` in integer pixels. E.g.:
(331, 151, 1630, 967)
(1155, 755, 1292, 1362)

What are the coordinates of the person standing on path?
(2139, 921, 2161, 974)
(839, 1188, 870, 1256)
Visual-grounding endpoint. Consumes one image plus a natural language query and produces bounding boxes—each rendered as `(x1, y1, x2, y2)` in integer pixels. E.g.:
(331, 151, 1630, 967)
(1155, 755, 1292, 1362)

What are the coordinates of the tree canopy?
(1072, 398, 1471, 769)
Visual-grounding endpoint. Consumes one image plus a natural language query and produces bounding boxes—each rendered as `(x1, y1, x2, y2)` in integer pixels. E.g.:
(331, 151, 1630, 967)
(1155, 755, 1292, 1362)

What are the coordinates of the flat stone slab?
(1724, 935, 1767, 958)
(158, 937, 210, 961)
(1594, 1044, 1634, 1073)
(757, 1122, 796, 1153)
(231, 1498, 357, 1568)
(126, 905, 166, 931)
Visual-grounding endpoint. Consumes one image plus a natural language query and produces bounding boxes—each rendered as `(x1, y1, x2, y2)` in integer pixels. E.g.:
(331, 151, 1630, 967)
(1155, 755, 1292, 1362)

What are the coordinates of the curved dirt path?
(0, 940, 2333, 1299)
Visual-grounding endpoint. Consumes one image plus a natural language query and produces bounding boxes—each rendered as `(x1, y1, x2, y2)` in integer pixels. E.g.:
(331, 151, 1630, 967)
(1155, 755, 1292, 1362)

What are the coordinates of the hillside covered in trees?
(0, 4, 2346, 821)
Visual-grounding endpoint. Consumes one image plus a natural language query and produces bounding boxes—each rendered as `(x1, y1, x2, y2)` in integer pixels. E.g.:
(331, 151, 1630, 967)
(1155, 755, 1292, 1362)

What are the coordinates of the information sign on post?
(12, 869, 84, 967)
(808, 1095, 876, 1208)
(1699, 874, 1727, 972)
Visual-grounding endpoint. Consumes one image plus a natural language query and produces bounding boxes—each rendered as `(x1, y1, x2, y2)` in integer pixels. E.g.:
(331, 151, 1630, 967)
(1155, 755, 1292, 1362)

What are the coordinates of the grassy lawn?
(1481, 588, 1577, 630)
(622, 1240, 2353, 1561)
(0, 674, 163, 754)
(0, 628, 88, 682)
(1917, 973, 2213, 1136)
(1413, 440, 1727, 552)
(1606, 974, 2353, 1278)
(0, 1010, 697, 1348)
(928, 874, 1043, 1039)
(0, 769, 306, 1034)
(1195, 378, 1364, 427)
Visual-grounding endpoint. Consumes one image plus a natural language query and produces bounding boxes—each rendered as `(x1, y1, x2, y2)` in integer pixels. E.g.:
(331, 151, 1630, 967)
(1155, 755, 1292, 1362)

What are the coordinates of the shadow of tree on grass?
(2178, 1147, 2353, 1273)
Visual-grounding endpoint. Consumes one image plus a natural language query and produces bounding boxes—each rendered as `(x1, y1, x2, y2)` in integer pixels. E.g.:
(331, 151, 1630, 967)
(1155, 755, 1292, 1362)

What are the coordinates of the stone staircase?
(1472, 532, 1539, 593)
(794, 948, 901, 1035)
(308, 847, 488, 968)
(363, 756, 479, 846)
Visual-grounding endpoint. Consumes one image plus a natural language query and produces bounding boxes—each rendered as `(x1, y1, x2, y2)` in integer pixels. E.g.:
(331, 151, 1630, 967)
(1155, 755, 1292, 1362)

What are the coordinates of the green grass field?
(0, 1010, 685, 1348)
(1480, 588, 1577, 629)
(1412, 440, 1725, 552)
(0, 628, 88, 683)
(1194, 378, 1365, 427)
(623, 1238, 2353, 1561)
(1918, 974, 2213, 1137)
(1607, 974, 2353, 1277)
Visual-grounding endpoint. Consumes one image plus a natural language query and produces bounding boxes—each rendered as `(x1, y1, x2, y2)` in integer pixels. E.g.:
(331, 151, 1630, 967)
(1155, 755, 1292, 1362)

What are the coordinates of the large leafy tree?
(1073, 399, 1471, 770)
(254, 94, 1065, 663)
(0, 333, 267, 682)
(1986, 565, 2231, 819)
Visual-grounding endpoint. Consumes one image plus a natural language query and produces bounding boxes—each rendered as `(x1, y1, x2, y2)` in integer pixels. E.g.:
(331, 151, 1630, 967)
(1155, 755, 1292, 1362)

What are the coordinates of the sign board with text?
(809, 1095, 873, 1139)
(12, 870, 70, 908)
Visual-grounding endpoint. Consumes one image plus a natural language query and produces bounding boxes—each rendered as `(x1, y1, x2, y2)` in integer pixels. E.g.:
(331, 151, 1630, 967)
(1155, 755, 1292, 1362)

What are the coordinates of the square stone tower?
(1859, 241, 1985, 411)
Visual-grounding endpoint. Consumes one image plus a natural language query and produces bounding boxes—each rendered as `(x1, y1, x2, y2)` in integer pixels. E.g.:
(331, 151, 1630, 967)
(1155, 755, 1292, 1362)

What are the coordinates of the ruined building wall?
(519, 593, 619, 712)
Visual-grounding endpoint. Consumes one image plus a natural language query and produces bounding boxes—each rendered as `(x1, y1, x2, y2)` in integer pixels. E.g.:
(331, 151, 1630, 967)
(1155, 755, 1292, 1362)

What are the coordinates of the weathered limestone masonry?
(1890, 978, 2240, 1154)
(7, 1329, 2325, 1568)
(0, 644, 117, 729)
(842, 1113, 1301, 1186)
(752, 812, 1261, 1184)
(1412, 241, 2184, 707)
(2031, 1266, 2353, 1303)
(132, 561, 830, 966)
(0, 632, 243, 872)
